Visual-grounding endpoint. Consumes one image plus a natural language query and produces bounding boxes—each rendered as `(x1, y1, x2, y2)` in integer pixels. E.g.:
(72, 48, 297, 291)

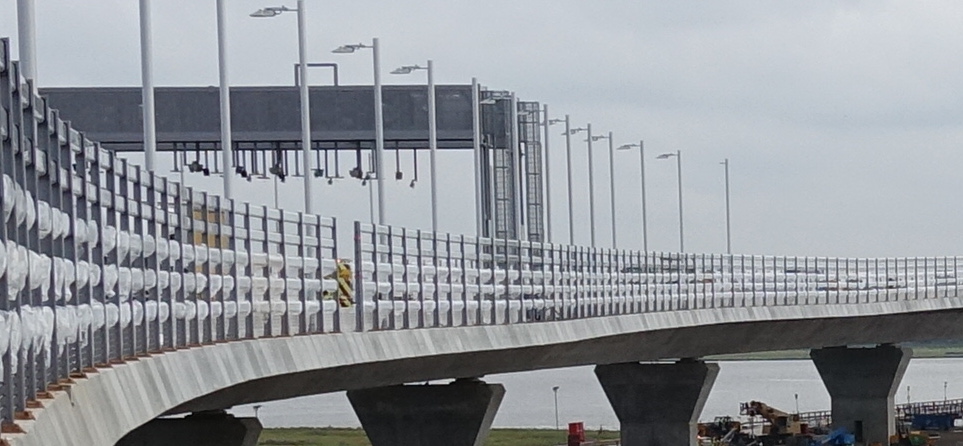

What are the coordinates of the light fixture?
(617, 144, 639, 151)
(479, 98, 497, 105)
(349, 166, 363, 179)
(249, 6, 292, 18)
(657, 153, 677, 159)
(395, 171, 403, 180)
(188, 160, 204, 173)
(361, 173, 371, 186)
(327, 177, 334, 185)
(391, 67, 414, 75)
(313, 168, 324, 178)
(409, 179, 416, 188)
(332, 43, 368, 54)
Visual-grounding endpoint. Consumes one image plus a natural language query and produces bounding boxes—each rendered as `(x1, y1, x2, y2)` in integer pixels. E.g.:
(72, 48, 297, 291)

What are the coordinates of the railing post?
(353, 220, 365, 333)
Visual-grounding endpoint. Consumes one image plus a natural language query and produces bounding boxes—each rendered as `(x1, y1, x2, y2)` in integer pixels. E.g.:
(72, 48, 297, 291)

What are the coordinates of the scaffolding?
(518, 101, 544, 242)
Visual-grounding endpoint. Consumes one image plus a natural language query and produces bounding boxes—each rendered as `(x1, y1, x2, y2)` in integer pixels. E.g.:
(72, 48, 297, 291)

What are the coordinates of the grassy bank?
(258, 427, 619, 446)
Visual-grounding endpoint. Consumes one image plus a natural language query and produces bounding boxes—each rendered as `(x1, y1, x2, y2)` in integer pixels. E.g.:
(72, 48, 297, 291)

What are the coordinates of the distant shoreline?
(708, 347, 963, 361)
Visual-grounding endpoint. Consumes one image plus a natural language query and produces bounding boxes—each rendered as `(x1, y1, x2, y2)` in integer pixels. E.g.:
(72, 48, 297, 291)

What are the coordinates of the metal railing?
(2, 36, 963, 434)
(0, 39, 345, 427)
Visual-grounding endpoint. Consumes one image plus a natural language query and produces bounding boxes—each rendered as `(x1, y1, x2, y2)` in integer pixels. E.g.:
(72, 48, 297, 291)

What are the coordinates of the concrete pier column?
(811, 345, 911, 445)
(594, 360, 719, 446)
(115, 410, 262, 446)
(347, 378, 505, 446)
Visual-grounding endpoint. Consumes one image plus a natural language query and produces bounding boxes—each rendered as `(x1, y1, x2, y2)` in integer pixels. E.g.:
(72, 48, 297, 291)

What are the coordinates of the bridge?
(2, 39, 963, 446)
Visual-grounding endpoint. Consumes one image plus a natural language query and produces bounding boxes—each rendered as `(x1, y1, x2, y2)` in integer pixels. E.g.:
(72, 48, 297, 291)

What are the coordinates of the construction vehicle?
(742, 401, 810, 437)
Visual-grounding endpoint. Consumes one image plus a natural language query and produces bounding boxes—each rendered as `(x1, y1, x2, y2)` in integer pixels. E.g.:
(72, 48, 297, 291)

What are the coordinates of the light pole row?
(538, 110, 733, 253)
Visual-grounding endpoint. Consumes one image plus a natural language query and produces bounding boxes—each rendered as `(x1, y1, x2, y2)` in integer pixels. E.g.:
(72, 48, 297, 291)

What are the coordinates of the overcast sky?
(3, 1, 963, 257)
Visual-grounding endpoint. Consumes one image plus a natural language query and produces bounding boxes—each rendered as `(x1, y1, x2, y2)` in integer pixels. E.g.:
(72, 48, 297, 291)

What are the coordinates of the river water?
(232, 358, 963, 430)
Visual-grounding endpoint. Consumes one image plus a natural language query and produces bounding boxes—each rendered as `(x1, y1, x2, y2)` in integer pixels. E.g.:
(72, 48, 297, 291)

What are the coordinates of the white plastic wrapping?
(103, 226, 117, 254)
(129, 234, 143, 259)
(155, 237, 168, 261)
(7, 311, 21, 368)
(118, 267, 132, 299)
(118, 231, 130, 260)
(38, 201, 52, 239)
(0, 238, 6, 281)
(142, 234, 156, 258)
(73, 219, 89, 244)
(14, 184, 26, 226)
(131, 268, 145, 293)
(54, 209, 70, 240)
(103, 265, 119, 296)
(86, 220, 99, 247)
(2, 175, 14, 223)
(24, 190, 36, 231)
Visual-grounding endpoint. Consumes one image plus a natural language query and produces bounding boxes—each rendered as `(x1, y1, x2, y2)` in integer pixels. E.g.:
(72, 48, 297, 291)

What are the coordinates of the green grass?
(258, 427, 619, 446)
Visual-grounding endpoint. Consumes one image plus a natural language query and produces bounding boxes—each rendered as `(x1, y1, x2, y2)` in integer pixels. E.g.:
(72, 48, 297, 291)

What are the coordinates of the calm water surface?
(232, 358, 963, 430)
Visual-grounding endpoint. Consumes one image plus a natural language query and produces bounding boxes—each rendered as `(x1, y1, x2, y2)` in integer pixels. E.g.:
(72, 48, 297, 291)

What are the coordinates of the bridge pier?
(114, 410, 262, 446)
(810, 345, 911, 445)
(595, 359, 719, 446)
(347, 378, 505, 446)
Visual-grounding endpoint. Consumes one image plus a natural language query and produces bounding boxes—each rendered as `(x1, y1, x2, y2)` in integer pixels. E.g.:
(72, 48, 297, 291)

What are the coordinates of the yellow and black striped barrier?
(323, 259, 354, 307)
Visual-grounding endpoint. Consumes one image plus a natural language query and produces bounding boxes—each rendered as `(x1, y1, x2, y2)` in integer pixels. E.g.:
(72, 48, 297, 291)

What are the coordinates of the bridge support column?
(594, 359, 719, 446)
(114, 410, 262, 446)
(347, 378, 505, 446)
(811, 345, 911, 445)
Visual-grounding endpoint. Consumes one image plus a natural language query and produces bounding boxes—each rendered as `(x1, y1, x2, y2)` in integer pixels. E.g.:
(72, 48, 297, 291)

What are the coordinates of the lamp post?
(570, 125, 594, 246)
(334, 39, 385, 225)
(552, 386, 560, 431)
(216, 0, 233, 200)
(391, 61, 437, 232)
(657, 150, 684, 252)
(16, 0, 37, 83)
(251, 2, 314, 213)
(139, 0, 157, 172)
(543, 107, 565, 243)
(472, 78, 483, 237)
(618, 141, 648, 251)
(592, 132, 617, 248)
(563, 116, 575, 245)
(721, 158, 732, 254)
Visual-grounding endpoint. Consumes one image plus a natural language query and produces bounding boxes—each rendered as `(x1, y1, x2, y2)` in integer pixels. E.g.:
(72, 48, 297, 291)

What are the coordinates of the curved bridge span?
(1, 40, 961, 445)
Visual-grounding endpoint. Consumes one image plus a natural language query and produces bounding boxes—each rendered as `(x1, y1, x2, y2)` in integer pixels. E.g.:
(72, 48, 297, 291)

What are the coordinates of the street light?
(618, 141, 648, 251)
(562, 116, 575, 245)
(592, 132, 617, 248)
(138, 0, 157, 172)
(543, 107, 565, 243)
(570, 125, 595, 246)
(251, 1, 314, 214)
(216, 0, 234, 200)
(392, 61, 438, 232)
(720, 158, 732, 254)
(657, 150, 684, 252)
(16, 0, 38, 83)
(333, 39, 385, 224)
(552, 386, 560, 431)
